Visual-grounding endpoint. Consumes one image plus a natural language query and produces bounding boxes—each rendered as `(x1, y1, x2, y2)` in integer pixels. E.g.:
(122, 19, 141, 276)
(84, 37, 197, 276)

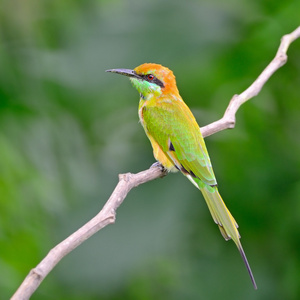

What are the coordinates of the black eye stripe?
(141, 74, 165, 88)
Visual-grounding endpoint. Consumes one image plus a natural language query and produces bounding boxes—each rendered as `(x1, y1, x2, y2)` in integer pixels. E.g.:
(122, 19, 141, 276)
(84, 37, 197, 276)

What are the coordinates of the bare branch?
(11, 26, 300, 300)
(11, 166, 167, 300)
(201, 26, 300, 137)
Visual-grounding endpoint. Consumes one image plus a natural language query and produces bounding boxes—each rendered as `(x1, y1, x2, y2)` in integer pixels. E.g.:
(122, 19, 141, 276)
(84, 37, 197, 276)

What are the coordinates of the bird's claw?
(150, 161, 167, 173)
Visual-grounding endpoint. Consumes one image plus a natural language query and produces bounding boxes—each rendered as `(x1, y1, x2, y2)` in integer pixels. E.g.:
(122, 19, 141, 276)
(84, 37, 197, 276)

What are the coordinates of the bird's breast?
(138, 98, 147, 127)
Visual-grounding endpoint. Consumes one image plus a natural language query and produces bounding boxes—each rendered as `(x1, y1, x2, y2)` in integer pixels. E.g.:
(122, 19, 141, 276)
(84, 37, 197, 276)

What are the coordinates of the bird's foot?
(150, 161, 168, 176)
(150, 161, 164, 169)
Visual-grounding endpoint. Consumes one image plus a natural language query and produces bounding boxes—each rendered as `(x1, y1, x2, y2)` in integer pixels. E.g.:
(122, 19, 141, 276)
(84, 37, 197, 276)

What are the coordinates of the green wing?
(143, 97, 217, 187)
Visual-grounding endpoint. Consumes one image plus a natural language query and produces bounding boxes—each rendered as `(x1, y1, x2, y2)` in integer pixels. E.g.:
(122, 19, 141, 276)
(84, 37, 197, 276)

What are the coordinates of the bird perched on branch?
(106, 63, 257, 289)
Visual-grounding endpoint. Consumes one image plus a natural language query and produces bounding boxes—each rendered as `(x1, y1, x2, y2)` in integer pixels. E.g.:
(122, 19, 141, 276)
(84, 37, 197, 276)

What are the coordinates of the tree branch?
(11, 26, 300, 300)
(11, 166, 167, 300)
(201, 26, 300, 137)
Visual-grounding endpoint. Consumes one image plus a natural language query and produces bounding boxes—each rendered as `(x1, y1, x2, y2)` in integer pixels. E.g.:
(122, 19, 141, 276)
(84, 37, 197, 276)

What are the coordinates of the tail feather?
(200, 186, 257, 290)
(239, 244, 258, 290)
(200, 186, 239, 241)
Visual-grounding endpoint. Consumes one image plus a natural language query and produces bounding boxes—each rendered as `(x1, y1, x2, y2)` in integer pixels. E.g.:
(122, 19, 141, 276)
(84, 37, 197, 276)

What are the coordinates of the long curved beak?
(105, 68, 141, 79)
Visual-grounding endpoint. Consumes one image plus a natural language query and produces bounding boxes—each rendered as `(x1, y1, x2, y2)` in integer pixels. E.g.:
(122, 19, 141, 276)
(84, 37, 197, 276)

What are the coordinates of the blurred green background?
(1, 0, 300, 299)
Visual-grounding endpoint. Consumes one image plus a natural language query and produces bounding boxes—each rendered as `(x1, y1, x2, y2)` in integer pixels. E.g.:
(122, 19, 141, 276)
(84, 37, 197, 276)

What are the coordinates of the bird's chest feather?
(138, 98, 147, 130)
(138, 95, 176, 133)
(138, 96, 155, 131)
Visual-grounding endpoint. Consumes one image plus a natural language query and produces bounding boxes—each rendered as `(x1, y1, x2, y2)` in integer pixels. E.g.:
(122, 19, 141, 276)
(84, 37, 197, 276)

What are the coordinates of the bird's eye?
(147, 74, 154, 81)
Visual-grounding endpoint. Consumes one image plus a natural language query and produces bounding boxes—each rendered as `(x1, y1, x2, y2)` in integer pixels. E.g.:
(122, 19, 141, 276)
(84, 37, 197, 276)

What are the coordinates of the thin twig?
(11, 26, 300, 300)
(201, 26, 300, 137)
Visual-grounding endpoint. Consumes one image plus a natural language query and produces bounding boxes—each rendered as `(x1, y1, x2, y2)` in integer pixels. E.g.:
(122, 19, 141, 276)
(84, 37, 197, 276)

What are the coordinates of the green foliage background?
(1, 0, 300, 299)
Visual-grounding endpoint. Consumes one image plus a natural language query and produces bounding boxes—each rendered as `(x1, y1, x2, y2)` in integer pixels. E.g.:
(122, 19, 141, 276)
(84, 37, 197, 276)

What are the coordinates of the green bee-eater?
(106, 63, 257, 289)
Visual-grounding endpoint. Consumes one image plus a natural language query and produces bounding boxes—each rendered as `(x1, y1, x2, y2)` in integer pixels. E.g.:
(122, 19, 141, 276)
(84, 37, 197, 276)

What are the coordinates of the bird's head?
(106, 63, 179, 98)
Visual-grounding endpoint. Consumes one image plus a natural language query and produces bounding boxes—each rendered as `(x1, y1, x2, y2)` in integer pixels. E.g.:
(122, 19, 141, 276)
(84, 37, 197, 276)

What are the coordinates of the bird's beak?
(106, 68, 141, 79)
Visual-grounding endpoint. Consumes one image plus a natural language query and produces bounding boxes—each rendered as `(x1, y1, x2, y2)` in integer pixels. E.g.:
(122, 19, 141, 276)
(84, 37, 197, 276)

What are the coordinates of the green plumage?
(142, 96, 216, 186)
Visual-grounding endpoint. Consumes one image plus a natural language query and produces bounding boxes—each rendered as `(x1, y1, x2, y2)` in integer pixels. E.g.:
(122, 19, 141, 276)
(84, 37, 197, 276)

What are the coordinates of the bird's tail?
(200, 185, 257, 289)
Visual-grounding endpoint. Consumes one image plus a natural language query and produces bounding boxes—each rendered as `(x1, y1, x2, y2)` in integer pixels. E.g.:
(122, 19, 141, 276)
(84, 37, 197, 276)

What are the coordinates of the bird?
(106, 63, 257, 289)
